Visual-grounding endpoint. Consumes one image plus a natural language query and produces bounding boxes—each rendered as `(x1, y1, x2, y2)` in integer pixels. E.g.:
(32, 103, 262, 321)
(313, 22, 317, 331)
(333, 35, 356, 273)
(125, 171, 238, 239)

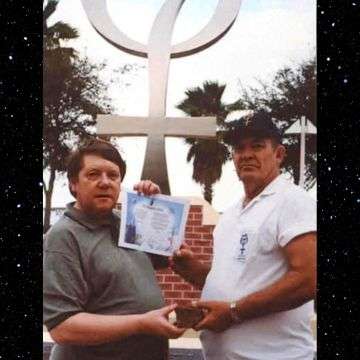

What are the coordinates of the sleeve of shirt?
(277, 189, 317, 247)
(43, 224, 89, 331)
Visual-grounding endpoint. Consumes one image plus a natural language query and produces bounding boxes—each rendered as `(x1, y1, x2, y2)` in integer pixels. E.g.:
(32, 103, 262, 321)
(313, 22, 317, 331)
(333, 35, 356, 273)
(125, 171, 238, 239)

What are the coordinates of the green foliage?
(177, 81, 242, 203)
(177, 81, 229, 124)
(43, 1, 79, 49)
(43, 55, 112, 172)
(186, 140, 231, 203)
(236, 58, 317, 188)
(43, 0, 112, 232)
(43, 1, 112, 172)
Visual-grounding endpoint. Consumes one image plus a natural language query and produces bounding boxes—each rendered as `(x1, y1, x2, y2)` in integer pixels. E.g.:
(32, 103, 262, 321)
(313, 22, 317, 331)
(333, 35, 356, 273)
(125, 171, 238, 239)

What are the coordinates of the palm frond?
(48, 21, 79, 39)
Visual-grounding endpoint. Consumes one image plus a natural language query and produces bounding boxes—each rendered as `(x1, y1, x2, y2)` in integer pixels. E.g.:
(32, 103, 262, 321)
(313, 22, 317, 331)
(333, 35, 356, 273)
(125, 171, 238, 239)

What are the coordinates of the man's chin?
(90, 206, 114, 217)
(92, 200, 116, 215)
(95, 196, 115, 204)
(239, 172, 257, 182)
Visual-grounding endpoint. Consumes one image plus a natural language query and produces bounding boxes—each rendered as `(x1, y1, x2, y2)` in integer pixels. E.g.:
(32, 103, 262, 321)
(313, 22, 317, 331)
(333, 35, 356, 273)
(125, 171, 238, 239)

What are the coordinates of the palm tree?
(177, 81, 237, 204)
(43, 0, 79, 85)
(43, 0, 79, 49)
(43, 1, 112, 232)
(43, 1, 80, 232)
(43, 1, 71, 232)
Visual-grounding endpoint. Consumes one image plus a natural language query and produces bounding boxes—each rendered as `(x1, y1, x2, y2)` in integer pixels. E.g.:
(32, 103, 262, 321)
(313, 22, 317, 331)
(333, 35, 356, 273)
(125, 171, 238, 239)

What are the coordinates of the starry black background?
(0, 0, 359, 359)
(317, 0, 360, 358)
(1, 1, 43, 359)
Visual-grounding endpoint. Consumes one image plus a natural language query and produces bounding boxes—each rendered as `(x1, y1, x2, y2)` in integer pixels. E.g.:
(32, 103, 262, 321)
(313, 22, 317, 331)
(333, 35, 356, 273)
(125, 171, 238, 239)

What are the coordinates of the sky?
(45, 0, 316, 211)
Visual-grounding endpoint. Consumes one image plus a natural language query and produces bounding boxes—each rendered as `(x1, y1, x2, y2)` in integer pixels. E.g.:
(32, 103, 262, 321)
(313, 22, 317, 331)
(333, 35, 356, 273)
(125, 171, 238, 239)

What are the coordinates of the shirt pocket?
(256, 223, 278, 254)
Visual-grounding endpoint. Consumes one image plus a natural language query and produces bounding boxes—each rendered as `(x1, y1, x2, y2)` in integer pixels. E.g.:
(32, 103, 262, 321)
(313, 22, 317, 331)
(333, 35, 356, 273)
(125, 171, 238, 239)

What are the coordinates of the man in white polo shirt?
(171, 111, 316, 360)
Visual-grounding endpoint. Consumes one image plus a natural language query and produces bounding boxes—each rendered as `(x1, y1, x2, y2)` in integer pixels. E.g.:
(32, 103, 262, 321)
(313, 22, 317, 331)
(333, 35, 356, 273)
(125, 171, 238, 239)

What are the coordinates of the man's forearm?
(235, 270, 316, 322)
(50, 312, 143, 345)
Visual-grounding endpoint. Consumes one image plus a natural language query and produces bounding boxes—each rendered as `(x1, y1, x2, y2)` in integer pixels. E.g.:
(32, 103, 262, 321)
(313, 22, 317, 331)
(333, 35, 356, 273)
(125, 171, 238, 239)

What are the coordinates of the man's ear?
(276, 144, 286, 165)
(69, 180, 77, 198)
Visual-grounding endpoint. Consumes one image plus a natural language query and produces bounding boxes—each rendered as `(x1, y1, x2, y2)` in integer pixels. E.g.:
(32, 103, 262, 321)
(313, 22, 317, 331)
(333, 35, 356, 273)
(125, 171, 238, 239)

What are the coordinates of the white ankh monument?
(81, 0, 242, 194)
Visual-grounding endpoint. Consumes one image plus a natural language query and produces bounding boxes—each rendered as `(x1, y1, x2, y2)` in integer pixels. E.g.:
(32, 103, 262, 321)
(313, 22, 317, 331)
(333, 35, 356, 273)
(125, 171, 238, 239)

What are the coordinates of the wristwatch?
(229, 301, 242, 323)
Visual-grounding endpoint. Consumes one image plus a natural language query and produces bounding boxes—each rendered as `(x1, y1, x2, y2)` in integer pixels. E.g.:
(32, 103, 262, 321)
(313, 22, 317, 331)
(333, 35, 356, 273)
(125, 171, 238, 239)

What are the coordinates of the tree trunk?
(43, 167, 56, 234)
(203, 184, 213, 204)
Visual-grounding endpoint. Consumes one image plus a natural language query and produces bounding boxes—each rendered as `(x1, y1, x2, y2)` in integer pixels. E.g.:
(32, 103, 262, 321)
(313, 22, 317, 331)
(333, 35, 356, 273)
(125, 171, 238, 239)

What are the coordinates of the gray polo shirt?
(43, 203, 167, 360)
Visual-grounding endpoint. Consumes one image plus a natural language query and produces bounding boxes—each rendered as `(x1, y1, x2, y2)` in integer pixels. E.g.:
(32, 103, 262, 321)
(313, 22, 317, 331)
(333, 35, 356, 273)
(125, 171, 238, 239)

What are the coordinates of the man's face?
(232, 136, 285, 185)
(70, 154, 121, 216)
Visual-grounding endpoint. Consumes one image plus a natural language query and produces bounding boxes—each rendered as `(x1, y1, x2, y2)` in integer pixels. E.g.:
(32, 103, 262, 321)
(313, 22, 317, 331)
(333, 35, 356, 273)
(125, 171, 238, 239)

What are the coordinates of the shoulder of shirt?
(282, 180, 314, 197)
(44, 215, 81, 251)
(278, 179, 316, 205)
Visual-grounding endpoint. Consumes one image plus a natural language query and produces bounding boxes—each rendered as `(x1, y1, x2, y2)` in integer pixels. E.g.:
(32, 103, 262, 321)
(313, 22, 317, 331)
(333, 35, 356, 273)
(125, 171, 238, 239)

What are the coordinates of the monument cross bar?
(97, 115, 216, 138)
(97, 114, 217, 195)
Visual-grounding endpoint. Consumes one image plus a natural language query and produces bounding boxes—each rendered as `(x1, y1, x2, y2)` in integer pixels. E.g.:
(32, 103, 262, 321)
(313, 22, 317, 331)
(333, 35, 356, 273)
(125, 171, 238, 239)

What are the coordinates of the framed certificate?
(119, 190, 190, 256)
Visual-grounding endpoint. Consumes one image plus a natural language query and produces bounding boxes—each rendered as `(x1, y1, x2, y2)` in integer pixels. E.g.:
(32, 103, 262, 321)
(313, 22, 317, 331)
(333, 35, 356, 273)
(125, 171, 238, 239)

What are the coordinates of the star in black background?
(0, 0, 359, 359)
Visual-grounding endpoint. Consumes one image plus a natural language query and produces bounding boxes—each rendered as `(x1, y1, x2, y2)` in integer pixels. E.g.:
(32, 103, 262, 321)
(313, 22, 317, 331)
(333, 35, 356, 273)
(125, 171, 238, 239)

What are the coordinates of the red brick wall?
(156, 205, 214, 305)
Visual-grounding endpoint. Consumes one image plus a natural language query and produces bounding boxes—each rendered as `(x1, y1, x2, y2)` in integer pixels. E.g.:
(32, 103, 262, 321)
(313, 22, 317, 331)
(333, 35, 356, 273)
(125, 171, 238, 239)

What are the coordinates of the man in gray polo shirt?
(43, 139, 185, 360)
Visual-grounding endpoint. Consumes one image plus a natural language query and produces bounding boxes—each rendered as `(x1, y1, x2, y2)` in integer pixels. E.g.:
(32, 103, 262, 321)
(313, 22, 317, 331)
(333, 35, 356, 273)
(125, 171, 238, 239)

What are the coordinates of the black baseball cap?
(224, 111, 282, 146)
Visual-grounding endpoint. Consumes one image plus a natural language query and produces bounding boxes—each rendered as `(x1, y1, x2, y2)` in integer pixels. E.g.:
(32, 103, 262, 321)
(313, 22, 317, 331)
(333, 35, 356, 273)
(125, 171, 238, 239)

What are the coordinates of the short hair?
(67, 138, 126, 186)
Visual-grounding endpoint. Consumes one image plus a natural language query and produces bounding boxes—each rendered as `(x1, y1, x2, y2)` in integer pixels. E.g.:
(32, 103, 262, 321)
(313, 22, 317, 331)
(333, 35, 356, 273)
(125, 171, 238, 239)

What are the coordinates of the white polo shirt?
(200, 174, 316, 360)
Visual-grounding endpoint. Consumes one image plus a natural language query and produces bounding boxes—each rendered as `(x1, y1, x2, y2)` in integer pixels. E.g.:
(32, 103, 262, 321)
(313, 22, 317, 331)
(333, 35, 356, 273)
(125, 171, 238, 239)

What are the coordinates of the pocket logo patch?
(236, 233, 249, 262)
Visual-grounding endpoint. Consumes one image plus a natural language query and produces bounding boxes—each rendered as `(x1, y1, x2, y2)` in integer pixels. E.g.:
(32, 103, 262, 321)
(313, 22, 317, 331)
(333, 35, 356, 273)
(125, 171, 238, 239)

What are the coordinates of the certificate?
(119, 190, 190, 256)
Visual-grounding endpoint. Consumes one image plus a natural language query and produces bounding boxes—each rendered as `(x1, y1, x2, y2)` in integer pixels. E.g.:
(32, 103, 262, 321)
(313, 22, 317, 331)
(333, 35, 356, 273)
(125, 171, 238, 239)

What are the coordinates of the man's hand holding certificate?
(119, 189, 190, 256)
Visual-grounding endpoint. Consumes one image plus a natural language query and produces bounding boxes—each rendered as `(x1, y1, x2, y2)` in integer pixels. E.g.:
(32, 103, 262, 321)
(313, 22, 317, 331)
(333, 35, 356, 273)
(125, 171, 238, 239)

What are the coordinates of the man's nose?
(98, 173, 111, 186)
(239, 147, 254, 160)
